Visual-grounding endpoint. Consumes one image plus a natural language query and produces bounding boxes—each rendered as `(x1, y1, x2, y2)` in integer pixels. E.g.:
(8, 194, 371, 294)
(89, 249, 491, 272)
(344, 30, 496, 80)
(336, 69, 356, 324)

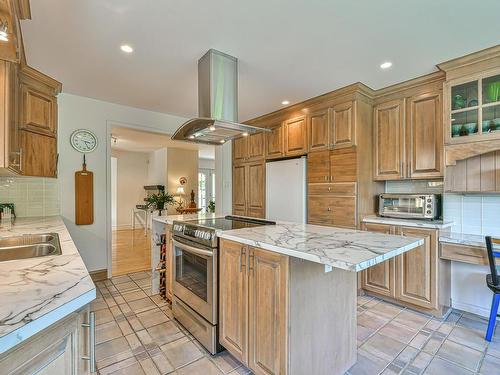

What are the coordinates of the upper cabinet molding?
(437, 45, 500, 81)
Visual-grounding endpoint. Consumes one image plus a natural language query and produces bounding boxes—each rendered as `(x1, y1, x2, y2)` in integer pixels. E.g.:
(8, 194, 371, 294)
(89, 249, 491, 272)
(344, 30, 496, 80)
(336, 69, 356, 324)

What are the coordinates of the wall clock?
(70, 129, 98, 153)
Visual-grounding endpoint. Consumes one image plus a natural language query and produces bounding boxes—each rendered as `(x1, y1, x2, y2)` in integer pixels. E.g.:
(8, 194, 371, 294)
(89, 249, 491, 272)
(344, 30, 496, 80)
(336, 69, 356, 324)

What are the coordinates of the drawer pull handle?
(82, 311, 96, 373)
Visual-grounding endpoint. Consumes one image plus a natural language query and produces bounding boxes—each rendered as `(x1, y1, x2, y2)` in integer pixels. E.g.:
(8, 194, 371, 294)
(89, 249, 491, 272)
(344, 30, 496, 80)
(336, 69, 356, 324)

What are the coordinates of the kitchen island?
(217, 222, 424, 375)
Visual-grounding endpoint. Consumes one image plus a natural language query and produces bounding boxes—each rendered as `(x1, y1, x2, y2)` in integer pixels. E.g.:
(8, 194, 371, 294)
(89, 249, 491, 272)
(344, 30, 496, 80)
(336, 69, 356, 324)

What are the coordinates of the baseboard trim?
(89, 269, 108, 282)
(451, 300, 491, 318)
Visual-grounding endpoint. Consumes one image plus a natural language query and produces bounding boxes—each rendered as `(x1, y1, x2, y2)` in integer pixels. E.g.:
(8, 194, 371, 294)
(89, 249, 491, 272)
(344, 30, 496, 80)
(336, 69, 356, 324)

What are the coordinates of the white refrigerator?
(265, 157, 307, 223)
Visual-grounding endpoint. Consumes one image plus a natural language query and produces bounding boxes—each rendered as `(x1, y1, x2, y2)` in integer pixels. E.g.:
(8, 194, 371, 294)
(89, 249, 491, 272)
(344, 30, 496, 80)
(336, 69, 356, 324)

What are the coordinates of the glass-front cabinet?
(446, 70, 500, 143)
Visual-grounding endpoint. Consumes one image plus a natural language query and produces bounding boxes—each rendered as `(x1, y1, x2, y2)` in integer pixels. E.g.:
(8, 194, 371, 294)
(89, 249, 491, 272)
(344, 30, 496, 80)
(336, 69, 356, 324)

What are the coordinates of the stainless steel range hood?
(172, 49, 268, 145)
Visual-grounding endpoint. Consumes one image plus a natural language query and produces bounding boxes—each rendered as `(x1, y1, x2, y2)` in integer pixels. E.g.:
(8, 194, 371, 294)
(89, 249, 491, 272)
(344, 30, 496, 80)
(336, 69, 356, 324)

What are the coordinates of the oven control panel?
(172, 221, 217, 248)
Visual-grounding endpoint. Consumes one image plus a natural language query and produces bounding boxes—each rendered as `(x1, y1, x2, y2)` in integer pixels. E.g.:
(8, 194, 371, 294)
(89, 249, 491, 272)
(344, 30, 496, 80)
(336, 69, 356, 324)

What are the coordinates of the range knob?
(426, 210, 432, 214)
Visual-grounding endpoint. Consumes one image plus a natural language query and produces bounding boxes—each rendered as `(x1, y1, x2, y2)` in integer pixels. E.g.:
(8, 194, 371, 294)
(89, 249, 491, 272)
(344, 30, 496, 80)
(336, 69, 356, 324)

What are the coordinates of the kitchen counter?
(439, 232, 486, 248)
(0, 216, 96, 354)
(362, 216, 454, 229)
(218, 222, 424, 272)
(153, 212, 220, 225)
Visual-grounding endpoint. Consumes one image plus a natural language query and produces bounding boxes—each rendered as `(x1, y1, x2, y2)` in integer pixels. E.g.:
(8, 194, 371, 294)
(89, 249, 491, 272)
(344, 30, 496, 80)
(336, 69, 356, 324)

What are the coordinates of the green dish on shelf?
(451, 123, 463, 137)
(482, 118, 500, 133)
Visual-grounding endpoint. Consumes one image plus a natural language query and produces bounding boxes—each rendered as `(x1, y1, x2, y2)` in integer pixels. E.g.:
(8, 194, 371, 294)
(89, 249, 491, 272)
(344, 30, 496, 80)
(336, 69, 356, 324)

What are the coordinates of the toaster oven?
(378, 194, 441, 220)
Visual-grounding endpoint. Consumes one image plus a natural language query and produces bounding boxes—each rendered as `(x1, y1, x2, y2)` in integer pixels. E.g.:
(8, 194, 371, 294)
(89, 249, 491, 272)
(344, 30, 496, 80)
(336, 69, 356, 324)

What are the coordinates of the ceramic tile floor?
(93, 272, 500, 375)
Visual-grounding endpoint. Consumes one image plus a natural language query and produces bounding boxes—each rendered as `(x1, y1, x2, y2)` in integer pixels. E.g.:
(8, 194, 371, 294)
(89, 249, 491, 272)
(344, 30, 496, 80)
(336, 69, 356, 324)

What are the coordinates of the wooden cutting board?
(75, 163, 94, 225)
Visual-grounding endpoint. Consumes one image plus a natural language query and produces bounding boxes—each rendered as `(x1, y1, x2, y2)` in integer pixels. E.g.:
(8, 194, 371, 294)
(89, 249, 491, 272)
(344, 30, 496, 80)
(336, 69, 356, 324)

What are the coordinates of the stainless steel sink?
(0, 233, 62, 262)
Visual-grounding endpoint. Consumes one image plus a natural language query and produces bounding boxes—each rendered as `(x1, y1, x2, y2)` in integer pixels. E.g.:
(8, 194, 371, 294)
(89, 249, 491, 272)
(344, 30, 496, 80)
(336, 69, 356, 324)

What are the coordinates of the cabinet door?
(232, 164, 247, 215)
(396, 227, 438, 309)
(307, 150, 330, 183)
(331, 195, 357, 228)
(247, 161, 265, 218)
(284, 116, 307, 156)
(248, 132, 264, 161)
(219, 240, 248, 362)
(330, 147, 357, 182)
(20, 130, 57, 177)
(307, 195, 335, 226)
(248, 247, 288, 375)
(265, 124, 283, 159)
(361, 223, 396, 297)
(407, 92, 443, 178)
(331, 101, 355, 149)
(20, 84, 57, 136)
(395, 227, 438, 310)
(374, 99, 405, 180)
(307, 109, 329, 152)
(233, 136, 248, 163)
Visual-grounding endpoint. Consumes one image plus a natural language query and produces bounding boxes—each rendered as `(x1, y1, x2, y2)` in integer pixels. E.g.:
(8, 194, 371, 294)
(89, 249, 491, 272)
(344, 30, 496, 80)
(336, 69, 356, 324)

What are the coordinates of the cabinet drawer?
(308, 182, 356, 195)
(440, 242, 490, 266)
(307, 195, 356, 228)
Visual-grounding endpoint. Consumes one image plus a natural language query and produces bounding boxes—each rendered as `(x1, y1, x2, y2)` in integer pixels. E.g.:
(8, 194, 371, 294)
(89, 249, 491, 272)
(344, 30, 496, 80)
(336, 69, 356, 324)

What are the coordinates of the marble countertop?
(439, 232, 486, 248)
(153, 213, 220, 225)
(218, 222, 424, 272)
(362, 216, 454, 229)
(0, 216, 96, 354)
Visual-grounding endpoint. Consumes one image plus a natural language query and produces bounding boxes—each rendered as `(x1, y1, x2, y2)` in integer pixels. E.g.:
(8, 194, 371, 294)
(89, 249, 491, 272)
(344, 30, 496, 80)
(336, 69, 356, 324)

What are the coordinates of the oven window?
(382, 197, 424, 215)
(175, 248, 208, 302)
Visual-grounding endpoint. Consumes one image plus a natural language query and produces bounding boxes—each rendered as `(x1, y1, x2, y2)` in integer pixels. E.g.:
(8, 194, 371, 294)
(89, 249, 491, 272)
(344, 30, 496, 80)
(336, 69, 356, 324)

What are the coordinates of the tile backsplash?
(444, 194, 500, 236)
(0, 177, 60, 217)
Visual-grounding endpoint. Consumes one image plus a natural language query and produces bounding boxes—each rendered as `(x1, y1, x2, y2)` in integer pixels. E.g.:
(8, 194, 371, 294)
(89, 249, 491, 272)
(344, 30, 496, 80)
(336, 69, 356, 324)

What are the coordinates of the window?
(198, 168, 215, 211)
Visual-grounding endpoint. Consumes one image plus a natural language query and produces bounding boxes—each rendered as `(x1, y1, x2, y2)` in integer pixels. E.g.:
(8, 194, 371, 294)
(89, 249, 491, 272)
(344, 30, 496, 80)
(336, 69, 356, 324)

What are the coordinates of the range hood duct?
(172, 49, 268, 145)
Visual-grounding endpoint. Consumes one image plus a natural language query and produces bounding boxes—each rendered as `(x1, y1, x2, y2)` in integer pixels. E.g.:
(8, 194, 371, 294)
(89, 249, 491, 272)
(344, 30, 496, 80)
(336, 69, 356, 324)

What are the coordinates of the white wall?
(112, 150, 149, 229)
(58, 93, 188, 272)
(111, 157, 117, 227)
(147, 148, 167, 186)
(444, 193, 500, 317)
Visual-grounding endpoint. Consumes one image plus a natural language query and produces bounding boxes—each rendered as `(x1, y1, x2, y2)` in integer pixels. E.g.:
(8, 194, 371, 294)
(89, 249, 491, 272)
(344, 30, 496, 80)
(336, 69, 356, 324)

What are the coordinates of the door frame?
(105, 120, 173, 278)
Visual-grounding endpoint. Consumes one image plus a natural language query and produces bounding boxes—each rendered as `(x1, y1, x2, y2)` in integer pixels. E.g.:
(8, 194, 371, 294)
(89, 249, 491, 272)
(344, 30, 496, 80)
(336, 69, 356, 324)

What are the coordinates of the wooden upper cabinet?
(331, 101, 355, 149)
(284, 116, 307, 156)
(247, 132, 264, 161)
(20, 84, 57, 136)
(361, 223, 396, 297)
(219, 240, 247, 362)
(233, 136, 248, 164)
(307, 109, 329, 152)
(20, 131, 57, 177)
(330, 147, 357, 183)
(307, 150, 330, 183)
(246, 161, 265, 218)
(374, 99, 405, 180)
(247, 247, 288, 375)
(407, 92, 443, 179)
(265, 124, 283, 159)
(395, 227, 438, 310)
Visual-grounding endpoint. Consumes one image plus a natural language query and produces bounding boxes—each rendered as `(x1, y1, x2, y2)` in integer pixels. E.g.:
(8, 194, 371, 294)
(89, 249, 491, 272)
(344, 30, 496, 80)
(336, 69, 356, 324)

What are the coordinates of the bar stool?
(485, 236, 500, 341)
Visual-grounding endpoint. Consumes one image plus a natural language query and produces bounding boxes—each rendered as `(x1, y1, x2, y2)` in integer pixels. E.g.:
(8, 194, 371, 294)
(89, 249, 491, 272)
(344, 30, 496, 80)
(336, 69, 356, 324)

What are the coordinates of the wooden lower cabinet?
(361, 223, 446, 314)
(247, 247, 288, 375)
(0, 305, 92, 374)
(220, 239, 358, 375)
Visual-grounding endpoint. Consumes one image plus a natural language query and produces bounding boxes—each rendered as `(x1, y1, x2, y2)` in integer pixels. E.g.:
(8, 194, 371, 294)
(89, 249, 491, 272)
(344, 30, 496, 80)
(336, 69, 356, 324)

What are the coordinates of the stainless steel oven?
(378, 193, 441, 220)
(172, 238, 217, 325)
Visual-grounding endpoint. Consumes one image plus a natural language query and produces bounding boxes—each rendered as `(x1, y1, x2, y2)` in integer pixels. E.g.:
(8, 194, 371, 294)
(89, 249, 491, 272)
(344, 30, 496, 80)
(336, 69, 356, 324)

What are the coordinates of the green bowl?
(464, 122, 478, 134)
(451, 124, 463, 136)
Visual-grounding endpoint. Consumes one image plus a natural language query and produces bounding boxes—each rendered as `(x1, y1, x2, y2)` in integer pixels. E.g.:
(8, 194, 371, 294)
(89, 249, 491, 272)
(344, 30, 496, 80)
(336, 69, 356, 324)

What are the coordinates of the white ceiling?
(21, 1, 500, 122)
(111, 126, 215, 159)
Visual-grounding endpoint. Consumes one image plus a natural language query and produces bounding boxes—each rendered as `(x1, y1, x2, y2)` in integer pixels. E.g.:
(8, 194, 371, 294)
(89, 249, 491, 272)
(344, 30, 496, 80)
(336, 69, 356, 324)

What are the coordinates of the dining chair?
(485, 236, 500, 341)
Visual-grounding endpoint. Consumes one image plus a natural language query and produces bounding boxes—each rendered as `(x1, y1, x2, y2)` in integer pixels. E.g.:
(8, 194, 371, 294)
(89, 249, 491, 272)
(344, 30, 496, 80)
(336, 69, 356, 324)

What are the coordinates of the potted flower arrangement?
(146, 191, 175, 215)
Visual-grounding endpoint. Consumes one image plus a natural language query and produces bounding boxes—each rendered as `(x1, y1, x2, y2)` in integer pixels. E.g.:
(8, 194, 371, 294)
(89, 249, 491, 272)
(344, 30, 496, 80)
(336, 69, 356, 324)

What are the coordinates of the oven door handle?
(173, 240, 214, 258)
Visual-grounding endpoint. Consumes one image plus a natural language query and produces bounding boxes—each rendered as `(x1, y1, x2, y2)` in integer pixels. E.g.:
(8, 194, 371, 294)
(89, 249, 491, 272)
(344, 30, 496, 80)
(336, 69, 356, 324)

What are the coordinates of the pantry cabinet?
(233, 132, 265, 163)
(361, 222, 447, 315)
(232, 160, 265, 218)
(330, 101, 355, 149)
(265, 123, 284, 159)
(307, 109, 329, 152)
(220, 240, 288, 375)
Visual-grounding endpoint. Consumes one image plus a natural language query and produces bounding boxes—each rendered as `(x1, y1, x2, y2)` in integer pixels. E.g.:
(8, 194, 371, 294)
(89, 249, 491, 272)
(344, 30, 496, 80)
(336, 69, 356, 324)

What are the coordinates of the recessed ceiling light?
(188, 135, 195, 139)
(220, 139, 225, 143)
(281, 100, 290, 105)
(120, 44, 133, 53)
(380, 61, 392, 69)
(208, 125, 216, 131)
(242, 132, 249, 137)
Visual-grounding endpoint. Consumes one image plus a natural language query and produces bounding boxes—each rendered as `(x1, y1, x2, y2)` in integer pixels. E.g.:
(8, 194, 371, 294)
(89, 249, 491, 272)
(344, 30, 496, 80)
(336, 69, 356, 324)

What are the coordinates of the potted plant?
(207, 200, 215, 213)
(146, 191, 175, 215)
